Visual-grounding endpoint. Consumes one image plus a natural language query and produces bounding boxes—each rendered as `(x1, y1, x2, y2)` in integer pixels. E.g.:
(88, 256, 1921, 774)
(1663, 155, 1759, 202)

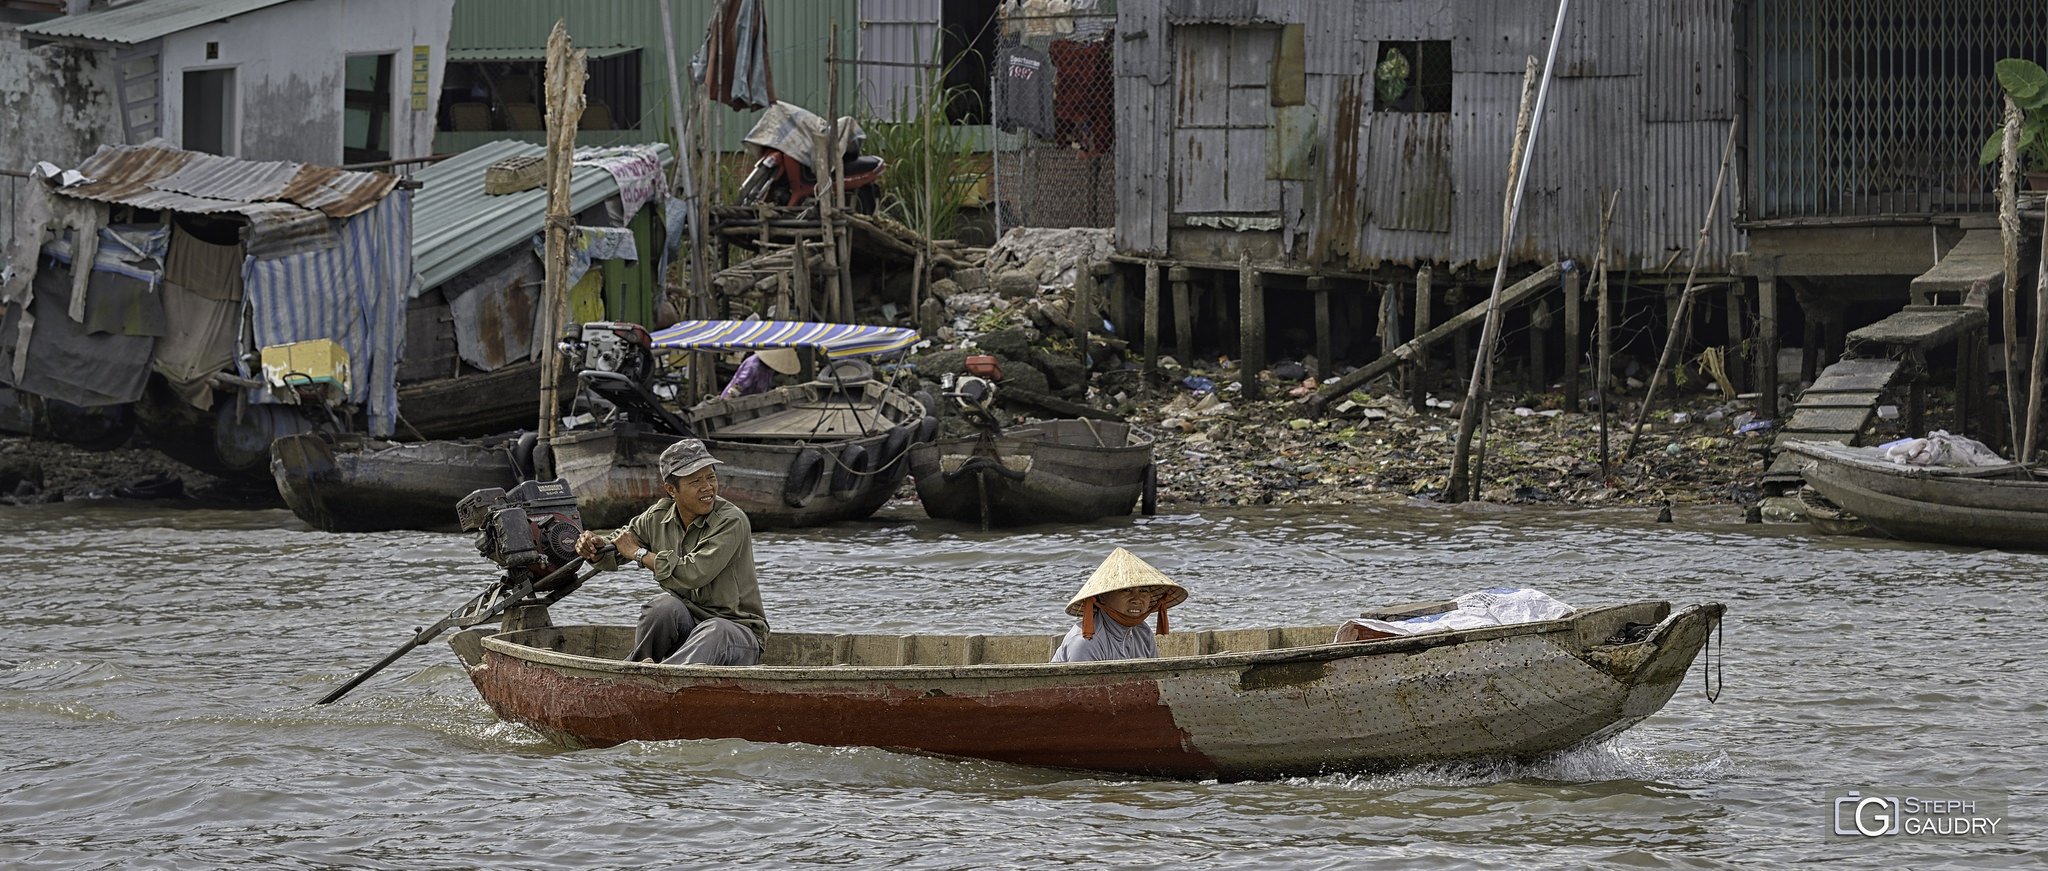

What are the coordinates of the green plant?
(1978, 58, 2048, 174)
(858, 45, 983, 241)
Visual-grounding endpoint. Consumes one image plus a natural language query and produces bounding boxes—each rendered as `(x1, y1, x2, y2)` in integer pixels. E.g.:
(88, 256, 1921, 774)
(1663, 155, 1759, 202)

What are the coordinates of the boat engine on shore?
(457, 478, 585, 584)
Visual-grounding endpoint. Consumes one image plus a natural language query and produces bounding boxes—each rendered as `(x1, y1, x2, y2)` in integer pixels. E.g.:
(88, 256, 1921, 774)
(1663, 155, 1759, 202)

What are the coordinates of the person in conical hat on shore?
(1051, 547, 1189, 663)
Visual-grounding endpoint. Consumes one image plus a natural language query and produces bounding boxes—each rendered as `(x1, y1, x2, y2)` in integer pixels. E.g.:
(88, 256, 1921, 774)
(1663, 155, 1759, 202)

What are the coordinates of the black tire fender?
(783, 447, 825, 508)
(831, 443, 871, 498)
(880, 424, 912, 471)
(512, 431, 539, 481)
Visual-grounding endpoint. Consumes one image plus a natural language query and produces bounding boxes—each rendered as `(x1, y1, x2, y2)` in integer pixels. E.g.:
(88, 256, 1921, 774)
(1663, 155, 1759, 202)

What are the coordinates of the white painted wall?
(155, 0, 455, 165)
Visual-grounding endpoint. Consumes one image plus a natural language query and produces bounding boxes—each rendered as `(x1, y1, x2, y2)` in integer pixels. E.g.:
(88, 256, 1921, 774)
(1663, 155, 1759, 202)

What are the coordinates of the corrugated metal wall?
(440, 0, 857, 154)
(856, 0, 939, 119)
(1117, 0, 1748, 272)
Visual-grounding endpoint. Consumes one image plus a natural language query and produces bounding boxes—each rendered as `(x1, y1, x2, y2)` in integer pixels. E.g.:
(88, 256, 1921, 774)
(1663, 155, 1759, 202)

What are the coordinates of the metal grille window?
(1374, 40, 1452, 114)
(1753, 0, 2048, 219)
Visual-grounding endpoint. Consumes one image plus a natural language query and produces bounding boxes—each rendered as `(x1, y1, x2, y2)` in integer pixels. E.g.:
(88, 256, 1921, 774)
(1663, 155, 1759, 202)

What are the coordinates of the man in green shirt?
(574, 439, 769, 665)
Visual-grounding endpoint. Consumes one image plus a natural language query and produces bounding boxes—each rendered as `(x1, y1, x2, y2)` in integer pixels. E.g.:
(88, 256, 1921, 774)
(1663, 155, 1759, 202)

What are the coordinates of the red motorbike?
(736, 145, 886, 214)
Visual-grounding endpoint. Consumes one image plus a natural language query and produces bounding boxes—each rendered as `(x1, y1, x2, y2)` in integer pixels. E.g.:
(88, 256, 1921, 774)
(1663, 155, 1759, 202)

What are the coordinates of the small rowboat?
(1785, 439, 2048, 549)
(449, 598, 1723, 780)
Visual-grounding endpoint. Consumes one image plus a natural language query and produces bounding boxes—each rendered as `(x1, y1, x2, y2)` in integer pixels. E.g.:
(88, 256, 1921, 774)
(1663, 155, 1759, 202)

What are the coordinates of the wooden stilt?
(1309, 275, 1332, 378)
(1238, 253, 1264, 400)
(1170, 266, 1192, 364)
(1411, 265, 1432, 410)
(1143, 260, 1161, 374)
(1757, 256, 1779, 419)
(1530, 299, 1551, 389)
(1724, 280, 1748, 394)
(1563, 268, 1581, 412)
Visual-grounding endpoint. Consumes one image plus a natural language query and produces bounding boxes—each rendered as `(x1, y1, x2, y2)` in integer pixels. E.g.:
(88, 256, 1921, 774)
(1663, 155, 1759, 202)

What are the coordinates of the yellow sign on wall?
(411, 45, 430, 110)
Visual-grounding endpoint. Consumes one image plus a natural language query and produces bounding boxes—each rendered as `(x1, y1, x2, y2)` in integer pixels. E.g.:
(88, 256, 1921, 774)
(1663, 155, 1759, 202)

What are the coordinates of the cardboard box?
(260, 339, 351, 394)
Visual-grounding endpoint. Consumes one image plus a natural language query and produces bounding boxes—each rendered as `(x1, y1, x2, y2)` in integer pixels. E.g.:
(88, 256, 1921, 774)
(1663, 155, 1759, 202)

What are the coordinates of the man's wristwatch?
(631, 546, 649, 564)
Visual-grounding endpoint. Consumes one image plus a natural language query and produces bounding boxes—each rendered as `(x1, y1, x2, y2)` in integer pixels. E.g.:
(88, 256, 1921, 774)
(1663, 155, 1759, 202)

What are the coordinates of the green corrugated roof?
(410, 139, 672, 291)
(20, 0, 300, 45)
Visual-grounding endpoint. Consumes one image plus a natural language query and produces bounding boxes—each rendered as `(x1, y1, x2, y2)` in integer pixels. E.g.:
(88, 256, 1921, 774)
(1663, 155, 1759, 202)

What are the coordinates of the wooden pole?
(2025, 208, 2048, 461)
(1563, 267, 1581, 412)
(1999, 95, 2025, 454)
(657, 0, 710, 323)
(1595, 190, 1618, 480)
(536, 20, 586, 478)
(1623, 115, 1740, 459)
(1447, 47, 1547, 503)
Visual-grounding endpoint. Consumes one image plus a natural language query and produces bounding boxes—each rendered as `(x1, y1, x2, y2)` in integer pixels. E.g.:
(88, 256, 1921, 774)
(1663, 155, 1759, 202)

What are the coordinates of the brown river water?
(1, 498, 2039, 869)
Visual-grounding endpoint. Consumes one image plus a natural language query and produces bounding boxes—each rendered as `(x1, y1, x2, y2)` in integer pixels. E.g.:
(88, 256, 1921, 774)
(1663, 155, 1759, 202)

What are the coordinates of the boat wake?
(1301, 739, 1733, 791)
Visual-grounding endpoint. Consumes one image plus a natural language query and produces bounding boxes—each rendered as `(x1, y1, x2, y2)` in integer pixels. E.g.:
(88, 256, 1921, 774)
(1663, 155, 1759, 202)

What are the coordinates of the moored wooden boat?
(1785, 439, 2048, 549)
(910, 419, 1155, 527)
(448, 599, 1723, 780)
(554, 375, 933, 530)
(270, 432, 522, 532)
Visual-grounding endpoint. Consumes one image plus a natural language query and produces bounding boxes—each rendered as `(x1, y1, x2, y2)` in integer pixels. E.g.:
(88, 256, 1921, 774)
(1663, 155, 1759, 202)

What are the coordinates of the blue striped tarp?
(648, 320, 922, 359)
(241, 192, 413, 436)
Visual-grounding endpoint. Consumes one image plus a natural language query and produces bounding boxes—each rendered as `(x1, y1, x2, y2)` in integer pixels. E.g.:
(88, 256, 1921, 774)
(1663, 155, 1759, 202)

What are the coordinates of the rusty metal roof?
(56, 138, 398, 257)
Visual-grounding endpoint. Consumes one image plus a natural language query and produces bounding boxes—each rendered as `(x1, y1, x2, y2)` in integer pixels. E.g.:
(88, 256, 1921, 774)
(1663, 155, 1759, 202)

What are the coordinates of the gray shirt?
(1051, 603, 1159, 662)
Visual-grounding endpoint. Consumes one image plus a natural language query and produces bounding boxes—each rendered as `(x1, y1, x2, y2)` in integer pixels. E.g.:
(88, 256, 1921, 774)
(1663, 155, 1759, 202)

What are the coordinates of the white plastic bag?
(1336, 588, 1574, 641)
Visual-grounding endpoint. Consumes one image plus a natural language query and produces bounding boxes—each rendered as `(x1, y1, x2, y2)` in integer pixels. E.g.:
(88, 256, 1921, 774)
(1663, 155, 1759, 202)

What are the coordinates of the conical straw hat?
(757, 347, 802, 375)
(1065, 547, 1189, 616)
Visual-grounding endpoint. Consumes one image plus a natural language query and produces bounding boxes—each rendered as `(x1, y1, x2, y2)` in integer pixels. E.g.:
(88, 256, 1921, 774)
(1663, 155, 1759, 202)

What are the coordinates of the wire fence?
(989, 8, 1116, 234)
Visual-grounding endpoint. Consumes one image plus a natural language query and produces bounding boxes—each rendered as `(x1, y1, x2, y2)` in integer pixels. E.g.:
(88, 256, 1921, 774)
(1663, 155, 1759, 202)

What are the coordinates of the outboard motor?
(570, 321, 656, 385)
(457, 479, 584, 586)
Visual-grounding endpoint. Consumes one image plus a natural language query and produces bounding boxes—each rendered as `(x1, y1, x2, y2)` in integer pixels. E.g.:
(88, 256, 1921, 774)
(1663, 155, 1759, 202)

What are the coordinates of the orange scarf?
(1079, 597, 1171, 639)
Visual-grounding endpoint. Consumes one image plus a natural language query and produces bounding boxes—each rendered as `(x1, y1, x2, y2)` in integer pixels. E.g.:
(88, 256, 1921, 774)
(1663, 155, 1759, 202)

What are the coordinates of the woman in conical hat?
(1051, 547, 1189, 663)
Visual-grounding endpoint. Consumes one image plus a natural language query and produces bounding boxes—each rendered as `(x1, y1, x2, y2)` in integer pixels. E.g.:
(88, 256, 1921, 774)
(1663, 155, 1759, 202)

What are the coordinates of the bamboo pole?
(1622, 116, 1740, 460)
(1445, 47, 1545, 503)
(657, 0, 710, 317)
(1999, 96, 2025, 455)
(1595, 189, 1619, 481)
(536, 21, 586, 479)
(657, 0, 715, 398)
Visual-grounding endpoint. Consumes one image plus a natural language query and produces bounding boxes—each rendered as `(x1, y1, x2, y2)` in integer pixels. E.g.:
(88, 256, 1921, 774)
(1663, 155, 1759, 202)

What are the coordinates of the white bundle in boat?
(1336, 588, 1574, 641)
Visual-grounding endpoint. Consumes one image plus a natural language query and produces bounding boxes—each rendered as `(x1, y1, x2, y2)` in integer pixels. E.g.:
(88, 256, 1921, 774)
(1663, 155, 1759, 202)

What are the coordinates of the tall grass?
(859, 57, 982, 242)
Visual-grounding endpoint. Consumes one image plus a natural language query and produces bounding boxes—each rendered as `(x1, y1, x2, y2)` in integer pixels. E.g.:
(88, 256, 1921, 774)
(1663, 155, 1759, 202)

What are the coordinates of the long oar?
(316, 555, 602, 705)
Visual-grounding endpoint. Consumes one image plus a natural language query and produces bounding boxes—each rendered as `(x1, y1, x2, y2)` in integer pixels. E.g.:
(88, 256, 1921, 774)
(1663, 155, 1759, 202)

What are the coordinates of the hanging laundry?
(1050, 36, 1114, 154)
(994, 42, 1056, 140)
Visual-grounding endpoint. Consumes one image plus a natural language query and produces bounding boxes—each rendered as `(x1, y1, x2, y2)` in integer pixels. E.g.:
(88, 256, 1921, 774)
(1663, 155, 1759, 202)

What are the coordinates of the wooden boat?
(447, 598, 1724, 780)
(1784, 439, 2048, 549)
(910, 418, 1156, 527)
(270, 432, 522, 532)
(555, 366, 934, 530)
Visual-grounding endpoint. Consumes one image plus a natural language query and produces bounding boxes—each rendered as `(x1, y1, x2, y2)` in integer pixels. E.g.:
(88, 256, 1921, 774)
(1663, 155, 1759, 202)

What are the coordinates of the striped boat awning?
(648, 320, 922, 359)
